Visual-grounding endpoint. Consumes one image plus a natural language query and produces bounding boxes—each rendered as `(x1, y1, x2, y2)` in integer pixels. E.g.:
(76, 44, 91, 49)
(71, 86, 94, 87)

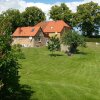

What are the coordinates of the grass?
(19, 42, 100, 100)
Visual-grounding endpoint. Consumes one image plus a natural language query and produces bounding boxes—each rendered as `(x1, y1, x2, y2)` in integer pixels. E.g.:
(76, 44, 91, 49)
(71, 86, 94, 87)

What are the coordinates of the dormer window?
(31, 28, 34, 32)
(51, 26, 53, 29)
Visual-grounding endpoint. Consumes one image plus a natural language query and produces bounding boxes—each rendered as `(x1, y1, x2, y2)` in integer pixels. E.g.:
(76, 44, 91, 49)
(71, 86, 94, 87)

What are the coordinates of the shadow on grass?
(69, 49, 88, 55)
(3, 85, 38, 100)
(65, 50, 88, 56)
(49, 53, 63, 57)
(76, 51, 88, 55)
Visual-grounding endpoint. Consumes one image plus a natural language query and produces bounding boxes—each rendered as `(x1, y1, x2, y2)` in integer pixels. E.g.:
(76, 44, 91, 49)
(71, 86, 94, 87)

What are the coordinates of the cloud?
(0, 0, 27, 12)
(0, 0, 100, 20)
(66, 0, 100, 12)
(84, 0, 100, 4)
(27, 3, 51, 13)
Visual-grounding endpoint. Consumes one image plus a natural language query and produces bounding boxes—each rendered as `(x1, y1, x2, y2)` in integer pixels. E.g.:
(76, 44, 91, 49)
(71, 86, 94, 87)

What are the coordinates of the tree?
(48, 35, 60, 55)
(61, 30, 86, 54)
(0, 28, 20, 99)
(49, 3, 73, 25)
(75, 1, 100, 37)
(21, 6, 46, 26)
(0, 9, 21, 34)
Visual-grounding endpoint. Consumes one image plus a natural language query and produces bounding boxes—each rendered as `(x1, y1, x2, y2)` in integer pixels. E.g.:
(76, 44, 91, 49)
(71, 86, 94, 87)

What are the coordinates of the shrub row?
(85, 37, 100, 42)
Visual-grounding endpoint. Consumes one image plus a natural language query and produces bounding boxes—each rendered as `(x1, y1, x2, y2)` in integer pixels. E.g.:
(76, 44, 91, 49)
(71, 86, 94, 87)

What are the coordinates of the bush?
(48, 35, 60, 55)
(12, 44, 25, 59)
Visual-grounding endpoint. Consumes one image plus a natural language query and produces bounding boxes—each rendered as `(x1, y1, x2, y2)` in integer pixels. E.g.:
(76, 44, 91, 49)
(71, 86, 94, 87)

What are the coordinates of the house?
(12, 20, 71, 47)
(35, 20, 71, 38)
(12, 26, 47, 47)
(36, 20, 71, 51)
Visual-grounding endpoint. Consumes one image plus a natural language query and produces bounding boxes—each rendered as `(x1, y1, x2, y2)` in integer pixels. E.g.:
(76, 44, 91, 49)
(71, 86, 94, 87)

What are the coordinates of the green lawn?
(19, 42, 100, 100)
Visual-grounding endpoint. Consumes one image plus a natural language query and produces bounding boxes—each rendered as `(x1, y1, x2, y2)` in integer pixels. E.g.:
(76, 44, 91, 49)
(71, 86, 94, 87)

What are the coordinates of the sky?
(25, 0, 83, 4)
(0, 0, 100, 20)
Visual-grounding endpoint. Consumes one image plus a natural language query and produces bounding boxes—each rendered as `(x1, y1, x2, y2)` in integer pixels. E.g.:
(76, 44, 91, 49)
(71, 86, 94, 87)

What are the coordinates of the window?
(31, 28, 34, 32)
(38, 37, 41, 42)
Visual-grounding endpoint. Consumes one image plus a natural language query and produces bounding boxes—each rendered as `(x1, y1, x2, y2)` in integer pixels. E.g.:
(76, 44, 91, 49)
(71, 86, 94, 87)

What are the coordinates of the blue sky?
(25, 0, 83, 4)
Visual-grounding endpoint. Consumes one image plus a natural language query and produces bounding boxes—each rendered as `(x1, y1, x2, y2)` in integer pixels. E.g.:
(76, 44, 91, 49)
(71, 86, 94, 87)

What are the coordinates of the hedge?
(85, 37, 100, 42)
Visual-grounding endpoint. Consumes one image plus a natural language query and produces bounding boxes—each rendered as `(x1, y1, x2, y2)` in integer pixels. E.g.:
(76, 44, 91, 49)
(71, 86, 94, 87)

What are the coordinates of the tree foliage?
(75, 1, 100, 37)
(0, 30, 20, 99)
(61, 30, 86, 53)
(0, 6, 46, 35)
(12, 44, 25, 59)
(21, 6, 46, 26)
(0, 9, 21, 34)
(48, 35, 60, 55)
(49, 3, 72, 25)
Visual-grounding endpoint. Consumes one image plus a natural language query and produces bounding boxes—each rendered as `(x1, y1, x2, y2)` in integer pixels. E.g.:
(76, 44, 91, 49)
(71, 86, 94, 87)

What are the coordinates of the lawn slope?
(19, 43, 100, 100)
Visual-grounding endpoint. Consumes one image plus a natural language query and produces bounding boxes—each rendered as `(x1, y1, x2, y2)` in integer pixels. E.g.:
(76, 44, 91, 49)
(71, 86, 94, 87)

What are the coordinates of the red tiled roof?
(13, 20, 71, 37)
(13, 26, 40, 37)
(35, 20, 71, 33)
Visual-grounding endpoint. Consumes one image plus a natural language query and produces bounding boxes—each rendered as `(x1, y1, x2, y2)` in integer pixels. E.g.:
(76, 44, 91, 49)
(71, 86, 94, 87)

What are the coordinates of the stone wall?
(34, 30, 47, 47)
(12, 37, 34, 47)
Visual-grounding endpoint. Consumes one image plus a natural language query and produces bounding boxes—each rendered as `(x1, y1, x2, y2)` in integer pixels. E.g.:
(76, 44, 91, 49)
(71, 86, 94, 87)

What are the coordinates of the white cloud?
(0, 0, 27, 12)
(27, 3, 51, 13)
(66, 2, 82, 12)
(26, 2, 52, 20)
(84, 0, 100, 4)
(66, 0, 100, 12)
(0, 0, 100, 20)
